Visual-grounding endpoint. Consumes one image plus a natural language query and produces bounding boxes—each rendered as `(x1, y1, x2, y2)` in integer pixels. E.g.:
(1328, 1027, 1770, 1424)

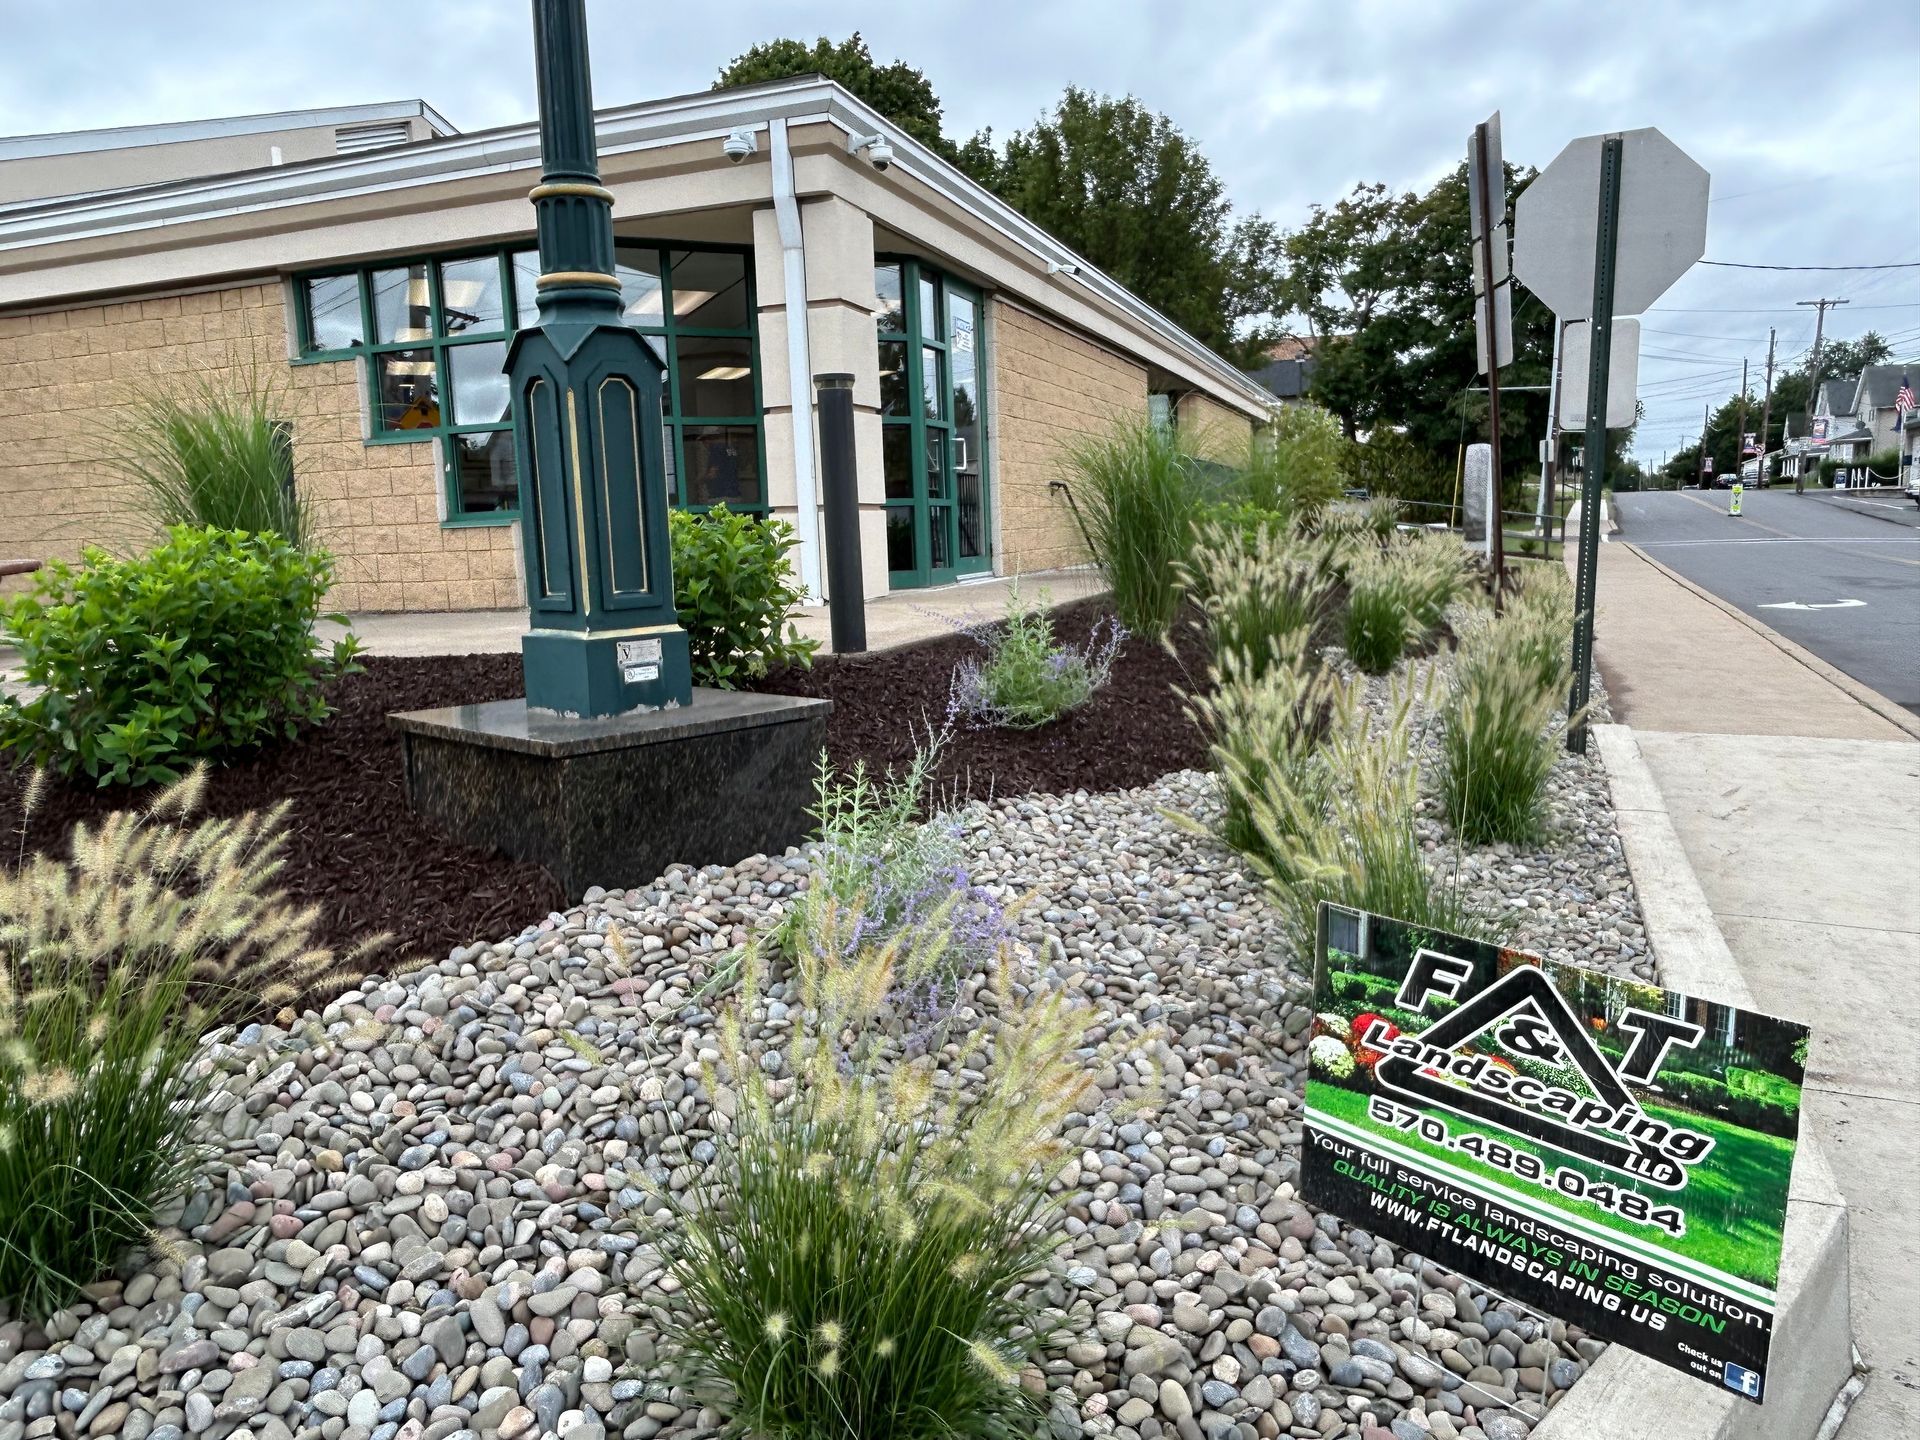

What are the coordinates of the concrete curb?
(1534, 724, 1855, 1440)
(1623, 544, 1920, 741)
(1810, 492, 1920, 531)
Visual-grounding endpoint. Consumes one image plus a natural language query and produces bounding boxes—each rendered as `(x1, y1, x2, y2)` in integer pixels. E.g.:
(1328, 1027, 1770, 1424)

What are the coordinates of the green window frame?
(876, 257, 992, 590)
(292, 241, 766, 526)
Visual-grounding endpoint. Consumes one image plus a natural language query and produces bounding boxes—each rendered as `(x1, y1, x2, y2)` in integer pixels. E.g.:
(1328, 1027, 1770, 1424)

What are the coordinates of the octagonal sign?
(1513, 127, 1709, 320)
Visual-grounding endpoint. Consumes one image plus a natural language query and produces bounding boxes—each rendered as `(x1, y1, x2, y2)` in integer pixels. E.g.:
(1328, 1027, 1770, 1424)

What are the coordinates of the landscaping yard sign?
(1302, 903, 1807, 1404)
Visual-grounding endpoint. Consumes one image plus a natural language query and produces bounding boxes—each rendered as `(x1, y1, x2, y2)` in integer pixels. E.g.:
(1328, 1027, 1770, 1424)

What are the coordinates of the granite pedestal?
(391, 689, 831, 901)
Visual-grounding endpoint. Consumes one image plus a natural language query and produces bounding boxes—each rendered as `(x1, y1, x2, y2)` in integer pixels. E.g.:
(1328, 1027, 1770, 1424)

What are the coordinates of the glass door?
(876, 260, 992, 589)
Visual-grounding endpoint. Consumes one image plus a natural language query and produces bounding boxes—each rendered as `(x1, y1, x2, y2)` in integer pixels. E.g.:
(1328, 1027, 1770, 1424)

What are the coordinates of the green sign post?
(508, 0, 692, 717)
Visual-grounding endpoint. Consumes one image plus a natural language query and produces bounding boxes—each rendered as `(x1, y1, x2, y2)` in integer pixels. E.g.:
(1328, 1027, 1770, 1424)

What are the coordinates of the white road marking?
(1635, 537, 1920, 547)
(1758, 599, 1867, 611)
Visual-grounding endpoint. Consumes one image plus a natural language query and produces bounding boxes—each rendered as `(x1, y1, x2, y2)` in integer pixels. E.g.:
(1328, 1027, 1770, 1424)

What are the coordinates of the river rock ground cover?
(0, 650, 1639, 1440)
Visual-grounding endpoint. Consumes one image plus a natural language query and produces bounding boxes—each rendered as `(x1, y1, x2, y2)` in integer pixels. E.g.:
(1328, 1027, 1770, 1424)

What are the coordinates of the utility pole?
(1733, 358, 1750, 486)
(1797, 297, 1850, 437)
(1755, 329, 1777, 487)
(1696, 403, 1711, 488)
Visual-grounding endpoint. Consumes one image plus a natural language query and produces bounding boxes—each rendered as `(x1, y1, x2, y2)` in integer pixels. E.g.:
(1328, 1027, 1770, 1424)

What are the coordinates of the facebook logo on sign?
(1723, 1361, 1763, 1399)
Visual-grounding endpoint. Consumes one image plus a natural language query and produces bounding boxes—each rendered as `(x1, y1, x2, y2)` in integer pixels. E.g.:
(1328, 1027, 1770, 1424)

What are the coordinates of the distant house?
(1849, 364, 1917, 461)
(1786, 375, 1873, 486)
(1245, 335, 1320, 407)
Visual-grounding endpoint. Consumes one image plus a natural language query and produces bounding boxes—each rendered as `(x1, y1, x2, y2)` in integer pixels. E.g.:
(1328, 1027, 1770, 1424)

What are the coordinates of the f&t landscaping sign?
(1302, 904, 1808, 1404)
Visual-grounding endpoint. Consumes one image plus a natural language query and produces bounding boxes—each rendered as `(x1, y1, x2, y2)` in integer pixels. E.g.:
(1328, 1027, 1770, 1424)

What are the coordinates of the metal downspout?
(769, 118, 823, 600)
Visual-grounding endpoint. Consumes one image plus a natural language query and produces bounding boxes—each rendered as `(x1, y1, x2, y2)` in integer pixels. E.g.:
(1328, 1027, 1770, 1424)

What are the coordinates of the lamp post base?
(521, 625, 693, 718)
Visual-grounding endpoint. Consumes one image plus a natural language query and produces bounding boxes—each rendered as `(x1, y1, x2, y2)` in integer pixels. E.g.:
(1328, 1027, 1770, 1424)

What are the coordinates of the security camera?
(722, 127, 757, 164)
(848, 133, 894, 172)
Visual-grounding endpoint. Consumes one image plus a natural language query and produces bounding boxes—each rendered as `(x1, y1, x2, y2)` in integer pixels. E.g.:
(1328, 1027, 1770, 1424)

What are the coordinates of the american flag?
(1897, 373, 1916, 414)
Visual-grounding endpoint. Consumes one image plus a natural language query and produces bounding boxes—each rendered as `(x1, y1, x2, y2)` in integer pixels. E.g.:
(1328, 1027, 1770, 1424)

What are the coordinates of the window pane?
(883, 425, 913, 500)
(674, 335, 755, 417)
(958, 470, 986, 560)
(669, 250, 748, 330)
(929, 505, 952, 571)
(512, 250, 541, 328)
(918, 275, 938, 340)
(921, 346, 944, 420)
(446, 340, 510, 426)
(878, 341, 909, 417)
(370, 264, 433, 344)
(662, 421, 679, 504)
(615, 246, 666, 326)
(949, 289, 984, 560)
(925, 429, 948, 499)
(304, 275, 363, 351)
(886, 506, 916, 573)
(949, 291, 978, 428)
(681, 425, 761, 507)
(450, 430, 518, 514)
(872, 263, 904, 335)
(375, 349, 440, 430)
(438, 256, 504, 336)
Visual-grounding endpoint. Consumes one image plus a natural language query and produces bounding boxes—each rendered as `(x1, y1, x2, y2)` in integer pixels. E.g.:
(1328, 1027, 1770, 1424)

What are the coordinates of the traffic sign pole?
(1474, 119, 1506, 611)
(1567, 134, 1623, 755)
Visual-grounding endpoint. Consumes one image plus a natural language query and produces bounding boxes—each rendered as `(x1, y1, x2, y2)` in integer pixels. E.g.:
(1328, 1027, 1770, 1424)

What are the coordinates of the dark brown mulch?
(0, 598, 1211, 974)
(0, 655, 566, 979)
(749, 596, 1214, 801)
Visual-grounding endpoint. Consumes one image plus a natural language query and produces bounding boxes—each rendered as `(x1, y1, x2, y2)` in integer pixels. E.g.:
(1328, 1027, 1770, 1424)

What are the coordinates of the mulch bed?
(750, 596, 1213, 801)
(0, 598, 1211, 972)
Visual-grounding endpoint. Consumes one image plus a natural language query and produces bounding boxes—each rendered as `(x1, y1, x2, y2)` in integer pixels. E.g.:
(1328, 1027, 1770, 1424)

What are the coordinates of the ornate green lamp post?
(509, 0, 692, 716)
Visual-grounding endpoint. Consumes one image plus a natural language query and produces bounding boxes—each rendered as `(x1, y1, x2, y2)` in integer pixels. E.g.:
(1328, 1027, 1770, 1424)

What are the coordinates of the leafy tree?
(987, 88, 1283, 364)
(713, 34, 993, 179)
(1286, 165, 1559, 504)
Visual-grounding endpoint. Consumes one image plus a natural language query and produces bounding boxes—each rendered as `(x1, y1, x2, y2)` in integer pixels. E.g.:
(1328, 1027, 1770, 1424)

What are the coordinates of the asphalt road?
(1612, 489, 1920, 715)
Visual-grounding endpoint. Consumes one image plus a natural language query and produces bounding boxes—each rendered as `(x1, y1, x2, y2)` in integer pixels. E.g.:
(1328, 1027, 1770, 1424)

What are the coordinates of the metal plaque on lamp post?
(508, 0, 693, 717)
(1515, 127, 1708, 752)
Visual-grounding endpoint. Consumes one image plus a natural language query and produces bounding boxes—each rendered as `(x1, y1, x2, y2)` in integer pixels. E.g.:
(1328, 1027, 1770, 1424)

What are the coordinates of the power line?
(1648, 302, 1920, 314)
(1699, 260, 1920, 272)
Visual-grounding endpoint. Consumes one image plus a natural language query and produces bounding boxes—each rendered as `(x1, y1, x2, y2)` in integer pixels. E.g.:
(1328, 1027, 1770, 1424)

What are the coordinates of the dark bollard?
(813, 373, 867, 654)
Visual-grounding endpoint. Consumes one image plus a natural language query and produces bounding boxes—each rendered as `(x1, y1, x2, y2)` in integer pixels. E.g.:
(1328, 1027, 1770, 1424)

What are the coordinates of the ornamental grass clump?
(1181, 646, 1338, 868)
(1340, 533, 1470, 674)
(649, 901, 1113, 1440)
(0, 768, 345, 1318)
(1438, 576, 1580, 846)
(1230, 404, 1348, 530)
(1226, 671, 1481, 958)
(1059, 416, 1203, 641)
(947, 588, 1124, 730)
(1179, 517, 1339, 679)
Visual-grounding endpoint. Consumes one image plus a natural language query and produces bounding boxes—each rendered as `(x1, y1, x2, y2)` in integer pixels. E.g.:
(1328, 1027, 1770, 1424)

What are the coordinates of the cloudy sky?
(5, 0, 1916, 460)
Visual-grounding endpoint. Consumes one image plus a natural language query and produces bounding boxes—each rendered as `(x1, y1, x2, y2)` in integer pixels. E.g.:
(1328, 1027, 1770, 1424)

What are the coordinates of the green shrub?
(1232, 404, 1347, 528)
(0, 527, 360, 786)
(650, 902, 1103, 1439)
(1343, 430, 1458, 513)
(669, 504, 819, 688)
(113, 367, 314, 549)
(1226, 672, 1482, 958)
(1180, 517, 1338, 678)
(948, 589, 1123, 729)
(1060, 416, 1205, 641)
(0, 771, 341, 1317)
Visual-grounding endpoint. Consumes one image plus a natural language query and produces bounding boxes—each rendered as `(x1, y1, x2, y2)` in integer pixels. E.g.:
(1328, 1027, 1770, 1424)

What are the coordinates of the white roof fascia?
(0, 76, 1275, 417)
(0, 100, 456, 163)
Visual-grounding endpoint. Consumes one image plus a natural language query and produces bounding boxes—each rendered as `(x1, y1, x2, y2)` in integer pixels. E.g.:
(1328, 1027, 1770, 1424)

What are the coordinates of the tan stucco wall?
(990, 299, 1149, 575)
(1177, 391, 1259, 453)
(0, 281, 520, 612)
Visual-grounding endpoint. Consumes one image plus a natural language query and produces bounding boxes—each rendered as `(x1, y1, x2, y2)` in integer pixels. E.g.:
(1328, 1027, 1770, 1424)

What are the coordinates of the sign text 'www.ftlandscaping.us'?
(1301, 904, 1808, 1405)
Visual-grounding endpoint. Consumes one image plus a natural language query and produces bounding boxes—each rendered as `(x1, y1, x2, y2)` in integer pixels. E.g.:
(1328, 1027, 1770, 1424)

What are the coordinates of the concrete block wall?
(1177, 390, 1257, 453)
(0, 280, 521, 612)
(989, 299, 1150, 575)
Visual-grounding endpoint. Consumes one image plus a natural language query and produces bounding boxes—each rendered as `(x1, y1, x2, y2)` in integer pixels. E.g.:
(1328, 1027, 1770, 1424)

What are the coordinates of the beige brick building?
(0, 81, 1271, 615)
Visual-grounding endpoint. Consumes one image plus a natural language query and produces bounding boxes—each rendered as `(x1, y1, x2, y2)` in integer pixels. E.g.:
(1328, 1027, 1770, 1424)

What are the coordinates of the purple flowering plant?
(946, 587, 1124, 731)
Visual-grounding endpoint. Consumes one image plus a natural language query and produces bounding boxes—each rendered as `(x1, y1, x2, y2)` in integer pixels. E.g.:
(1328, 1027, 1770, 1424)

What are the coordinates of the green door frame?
(880, 259, 992, 590)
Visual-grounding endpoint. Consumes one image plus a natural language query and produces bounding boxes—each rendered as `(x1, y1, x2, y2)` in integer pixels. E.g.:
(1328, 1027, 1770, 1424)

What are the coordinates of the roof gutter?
(769, 118, 822, 601)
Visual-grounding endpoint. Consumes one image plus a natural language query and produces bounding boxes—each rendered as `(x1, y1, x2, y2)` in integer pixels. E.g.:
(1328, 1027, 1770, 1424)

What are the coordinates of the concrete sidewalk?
(1592, 539, 1919, 1437)
(312, 567, 1106, 659)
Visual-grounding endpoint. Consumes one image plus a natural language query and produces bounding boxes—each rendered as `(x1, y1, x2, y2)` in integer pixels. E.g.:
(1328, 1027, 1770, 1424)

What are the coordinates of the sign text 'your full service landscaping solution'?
(1301, 904, 1808, 1404)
